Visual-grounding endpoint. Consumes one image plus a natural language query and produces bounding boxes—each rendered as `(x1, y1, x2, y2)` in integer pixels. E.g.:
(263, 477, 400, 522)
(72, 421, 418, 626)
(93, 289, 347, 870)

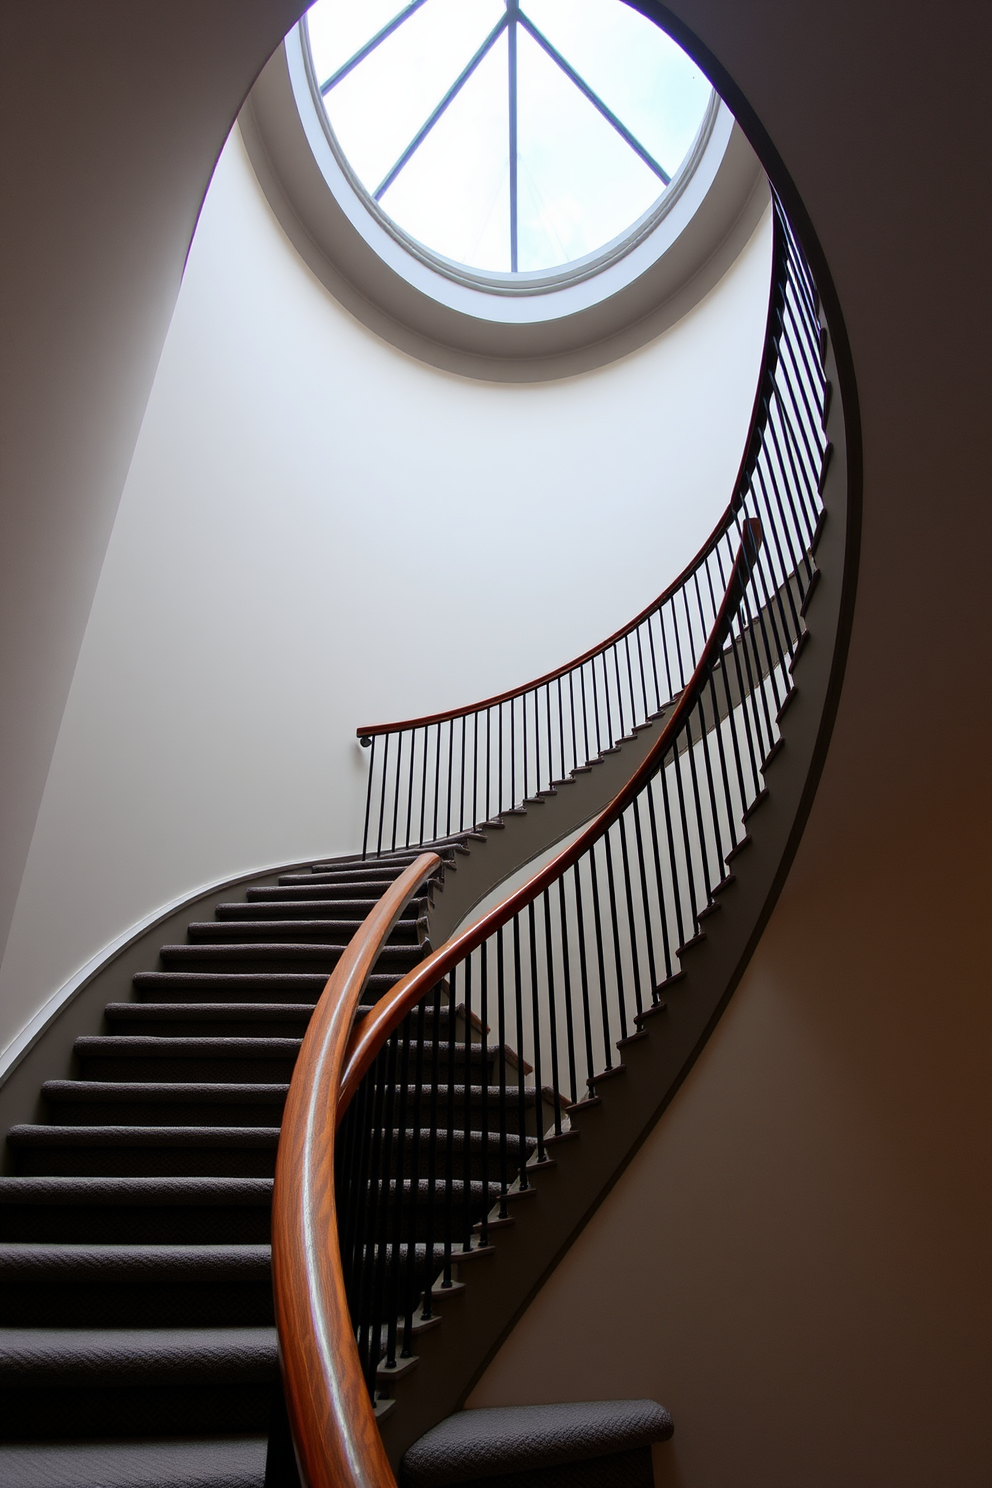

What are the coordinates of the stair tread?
(8, 1126, 280, 1148)
(0, 1437, 268, 1488)
(75, 1037, 302, 1057)
(402, 1400, 673, 1485)
(0, 1326, 277, 1383)
(0, 1243, 271, 1278)
(44, 1082, 288, 1102)
(0, 1176, 272, 1204)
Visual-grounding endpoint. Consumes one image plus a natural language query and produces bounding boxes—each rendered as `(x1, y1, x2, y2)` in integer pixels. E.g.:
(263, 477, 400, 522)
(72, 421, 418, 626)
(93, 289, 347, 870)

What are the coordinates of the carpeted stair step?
(105, 1002, 316, 1038)
(400, 1400, 673, 1488)
(73, 1035, 302, 1084)
(157, 941, 423, 975)
(0, 1326, 277, 1440)
(131, 971, 405, 1004)
(243, 887, 429, 909)
(0, 1176, 272, 1244)
(0, 1244, 273, 1327)
(185, 917, 423, 945)
(41, 1080, 288, 1127)
(7, 1125, 280, 1178)
(0, 1436, 268, 1488)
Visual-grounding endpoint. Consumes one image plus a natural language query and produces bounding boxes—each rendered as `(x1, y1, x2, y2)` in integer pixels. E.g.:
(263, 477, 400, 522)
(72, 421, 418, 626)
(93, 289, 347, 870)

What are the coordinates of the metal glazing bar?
(517, 12, 671, 184)
(508, 2, 519, 272)
(374, 13, 509, 200)
(318, 0, 431, 95)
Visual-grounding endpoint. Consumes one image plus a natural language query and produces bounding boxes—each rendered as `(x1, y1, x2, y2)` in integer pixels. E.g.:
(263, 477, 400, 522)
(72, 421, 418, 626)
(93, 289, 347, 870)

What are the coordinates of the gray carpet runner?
(0, 847, 673, 1487)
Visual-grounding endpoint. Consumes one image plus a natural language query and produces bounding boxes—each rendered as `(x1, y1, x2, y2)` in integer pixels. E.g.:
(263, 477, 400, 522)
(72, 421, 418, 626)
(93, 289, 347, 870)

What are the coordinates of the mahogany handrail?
(271, 852, 440, 1488)
(341, 520, 762, 1108)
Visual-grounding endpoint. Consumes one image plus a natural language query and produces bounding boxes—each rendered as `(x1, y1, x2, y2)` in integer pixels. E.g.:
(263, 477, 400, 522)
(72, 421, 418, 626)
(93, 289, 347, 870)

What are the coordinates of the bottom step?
(401, 1399, 673, 1488)
(0, 1436, 267, 1488)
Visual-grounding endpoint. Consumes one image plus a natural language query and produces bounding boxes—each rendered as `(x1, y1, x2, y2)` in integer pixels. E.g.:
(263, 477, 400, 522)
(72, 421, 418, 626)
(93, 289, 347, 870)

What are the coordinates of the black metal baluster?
(362, 736, 377, 860)
(527, 900, 546, 1164)
(496, 926, 509, 1218)
(478, 945, 490, 1248)
(556, 878, 578, 1107)
(542, 888, 563, 1136)
(511, 915, 529, 1188)
(572, 863, 596, 1094)
(631, 790, 660, 995)
(445, 718, 455, 839)
(390, 732, 403, 853)
(588, 842, 614, 1071)
(603, 823, 630, 1037)
(617, 810, 644, 1017)
(404, 729, 417, 848)
(651, 763, 681, 973)
(376, 734, 390, 859)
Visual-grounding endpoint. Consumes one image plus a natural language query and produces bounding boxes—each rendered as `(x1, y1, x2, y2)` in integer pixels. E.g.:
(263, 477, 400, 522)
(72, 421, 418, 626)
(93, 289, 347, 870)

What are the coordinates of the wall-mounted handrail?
(356, 198, 826, 857)
(340, 522, 761, 1111)
(271, 852, 439, 1488)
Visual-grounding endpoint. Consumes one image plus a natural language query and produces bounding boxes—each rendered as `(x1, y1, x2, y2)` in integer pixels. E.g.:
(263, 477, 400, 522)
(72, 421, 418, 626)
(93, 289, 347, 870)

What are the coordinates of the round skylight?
(305, 0, 714, 285)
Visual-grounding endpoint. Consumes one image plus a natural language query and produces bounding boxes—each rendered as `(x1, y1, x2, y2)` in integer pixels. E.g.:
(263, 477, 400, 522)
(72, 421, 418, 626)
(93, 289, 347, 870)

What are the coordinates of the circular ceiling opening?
(305, 0, 714, 290)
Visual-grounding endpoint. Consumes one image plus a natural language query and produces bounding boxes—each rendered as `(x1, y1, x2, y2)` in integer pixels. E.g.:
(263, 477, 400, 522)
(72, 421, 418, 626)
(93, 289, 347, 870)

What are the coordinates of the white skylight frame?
(303, 0, 719, 293)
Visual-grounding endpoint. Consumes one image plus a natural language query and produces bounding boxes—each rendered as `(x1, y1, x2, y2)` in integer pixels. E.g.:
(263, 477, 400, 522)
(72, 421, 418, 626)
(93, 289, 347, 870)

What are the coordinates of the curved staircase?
(0, 192, 854, 1488)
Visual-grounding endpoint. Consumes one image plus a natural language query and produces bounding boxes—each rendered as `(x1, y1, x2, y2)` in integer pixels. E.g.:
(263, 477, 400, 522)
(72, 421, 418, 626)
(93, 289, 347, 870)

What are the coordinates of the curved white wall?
(0, 126, 770, 1060)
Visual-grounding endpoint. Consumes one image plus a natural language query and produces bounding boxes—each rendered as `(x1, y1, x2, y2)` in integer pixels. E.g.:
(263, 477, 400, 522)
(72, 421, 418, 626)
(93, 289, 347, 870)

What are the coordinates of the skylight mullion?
(508, 1, 519, 273)
(318, 0, 432, 96)
(517, 10, 672, 186)
(373, 12, 510, 202)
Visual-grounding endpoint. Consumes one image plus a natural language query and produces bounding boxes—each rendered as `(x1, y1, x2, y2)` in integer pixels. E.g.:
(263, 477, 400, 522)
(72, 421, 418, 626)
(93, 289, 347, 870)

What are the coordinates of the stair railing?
(357, 196, 827, 859)
(332, 519, 784, 1407)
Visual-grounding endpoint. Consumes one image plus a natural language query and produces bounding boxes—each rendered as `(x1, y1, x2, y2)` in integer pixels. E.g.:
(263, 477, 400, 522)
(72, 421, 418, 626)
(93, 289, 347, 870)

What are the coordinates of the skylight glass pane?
(380, 30, 511, 272)
(307, 0, 412, 85)
(522, 0, 711, 178)
(516, 25, 662, 271)
(321, 0, 504, 195)
(304, 0, 716, 283)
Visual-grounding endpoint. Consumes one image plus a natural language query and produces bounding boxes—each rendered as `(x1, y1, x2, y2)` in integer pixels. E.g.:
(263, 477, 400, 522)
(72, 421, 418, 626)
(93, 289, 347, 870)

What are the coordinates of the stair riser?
(0, 1204, 270, 1245)
(0, 1281, 274, 1328)
(0, 1383, 275, 1442)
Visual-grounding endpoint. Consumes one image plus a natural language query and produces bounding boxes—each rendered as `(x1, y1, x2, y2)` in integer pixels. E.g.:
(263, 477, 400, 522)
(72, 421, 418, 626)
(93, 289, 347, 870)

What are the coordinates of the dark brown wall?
(467, 1, 992, 1481)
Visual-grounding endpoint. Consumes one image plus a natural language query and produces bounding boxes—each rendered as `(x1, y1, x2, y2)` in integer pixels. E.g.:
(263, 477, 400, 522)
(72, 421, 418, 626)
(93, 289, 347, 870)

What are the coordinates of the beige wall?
(466, 1, 992, 1482)
(0, 128, 771, 1060)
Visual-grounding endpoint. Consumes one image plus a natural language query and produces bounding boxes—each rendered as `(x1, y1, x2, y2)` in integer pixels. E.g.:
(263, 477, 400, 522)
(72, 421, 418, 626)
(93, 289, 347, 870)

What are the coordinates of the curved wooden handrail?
(341, 519, 762, 1107)
(271, 852, 440, 1488)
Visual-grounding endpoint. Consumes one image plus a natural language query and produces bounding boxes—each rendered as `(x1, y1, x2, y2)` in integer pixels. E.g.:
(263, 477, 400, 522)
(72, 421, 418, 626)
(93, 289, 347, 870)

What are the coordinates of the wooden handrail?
(271, 852, 440, 1488)
(341, 520, 762, 1108)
